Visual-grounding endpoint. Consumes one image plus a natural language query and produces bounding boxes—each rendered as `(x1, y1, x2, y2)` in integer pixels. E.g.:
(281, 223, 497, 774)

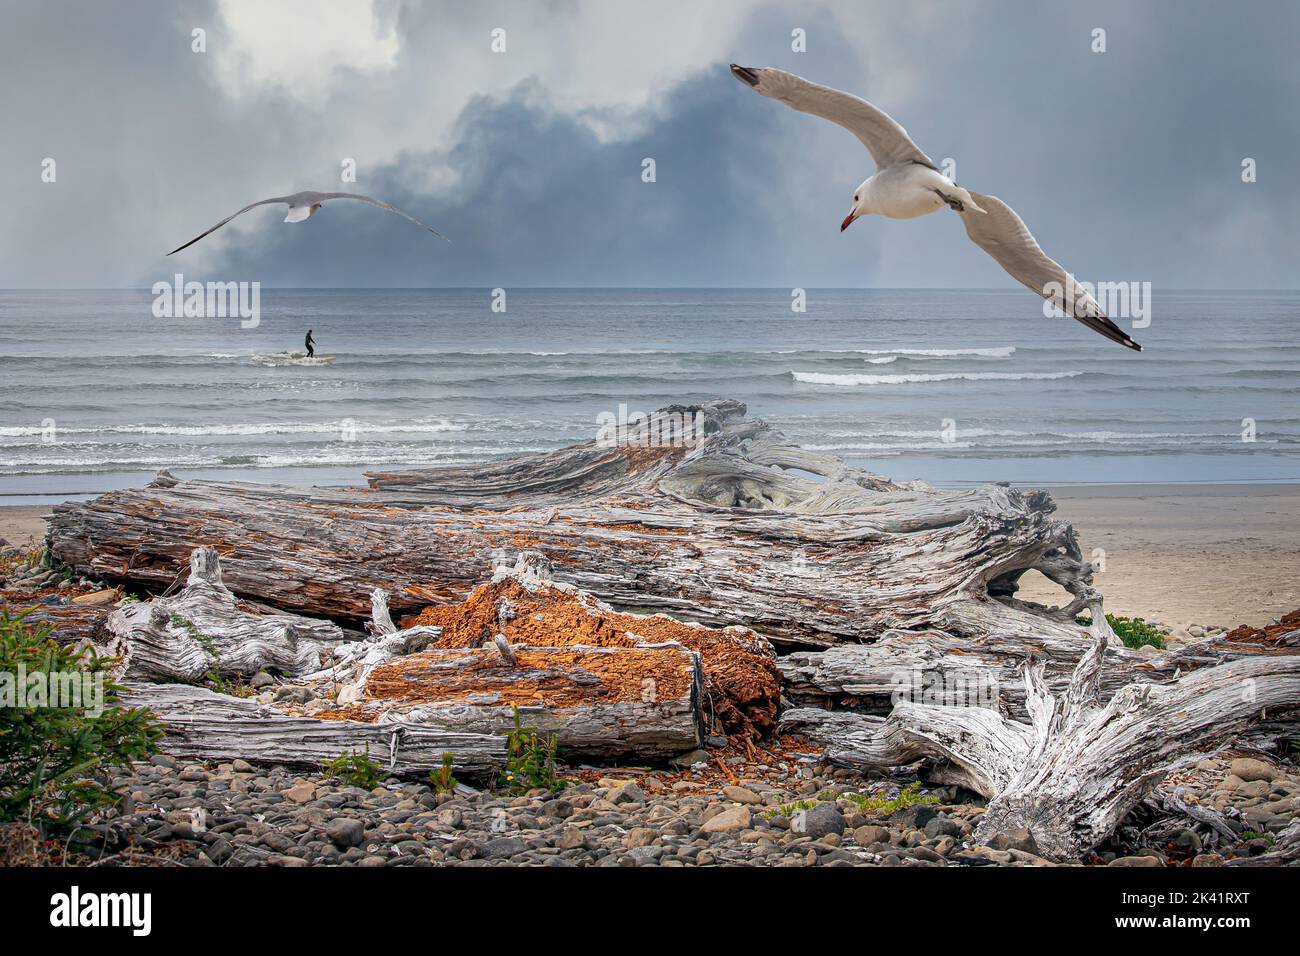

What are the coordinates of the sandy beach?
(1012, 483, 1300, 632)
(0, 505, 50, 552)
(5, 482, 1297, 632)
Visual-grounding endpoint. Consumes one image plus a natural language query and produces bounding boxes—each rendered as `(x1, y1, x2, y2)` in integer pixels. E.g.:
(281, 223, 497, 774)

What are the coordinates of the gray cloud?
(1, 0, 1296, 290)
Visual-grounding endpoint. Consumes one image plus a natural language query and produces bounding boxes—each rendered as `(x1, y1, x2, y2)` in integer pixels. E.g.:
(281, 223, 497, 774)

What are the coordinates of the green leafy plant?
(1238, 830, 1274, 844)
(322, 744, 390, 789)
(763, 798, 819, 820)
(841, 781, 940, 817)
(0, 611, 162, 837)
(430, 752, 458, 796)
(499, 709, 566, 795)
(1075, 612, 1167, 650)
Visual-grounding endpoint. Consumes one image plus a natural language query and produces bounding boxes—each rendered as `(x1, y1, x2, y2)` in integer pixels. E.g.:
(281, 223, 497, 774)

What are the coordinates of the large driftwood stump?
(101, 547, 346, 682)
(48, 401, 1101, 653)
(782, 631, 1300, 861)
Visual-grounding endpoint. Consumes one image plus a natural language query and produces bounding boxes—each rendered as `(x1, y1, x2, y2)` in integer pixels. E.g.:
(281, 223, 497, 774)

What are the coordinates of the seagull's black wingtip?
(730, 64, 760, 88)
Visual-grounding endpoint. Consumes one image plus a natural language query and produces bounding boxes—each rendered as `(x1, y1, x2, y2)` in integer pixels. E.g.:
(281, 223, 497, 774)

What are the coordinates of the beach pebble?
(1229, 757, 1277, 783)
(283, 782, 317, 803)
(1107, 855, 1164, 867)
(790, 803, 844, 839)
(326, 818, 365, 848)
(701, 806, 751, 833)
(853, 825, 891, 846)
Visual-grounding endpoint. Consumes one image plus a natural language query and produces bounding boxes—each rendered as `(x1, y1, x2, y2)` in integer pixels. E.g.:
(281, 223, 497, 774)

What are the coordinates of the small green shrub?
(842, 781, 940, 817)
(0, 611, 162, 837)
(1076, 612, 1167, 650)
(499, 709, 566, 795)
(207, 672, 254, 698)
(430, 753, 458, 795)
(763, 799, 819, 820)
(322, 744, 390, 789)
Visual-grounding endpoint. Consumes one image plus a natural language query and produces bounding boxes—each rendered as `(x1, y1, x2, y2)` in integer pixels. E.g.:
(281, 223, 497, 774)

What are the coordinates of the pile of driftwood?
(47, 399, 1300, 861)
(105, 546, 776, 772)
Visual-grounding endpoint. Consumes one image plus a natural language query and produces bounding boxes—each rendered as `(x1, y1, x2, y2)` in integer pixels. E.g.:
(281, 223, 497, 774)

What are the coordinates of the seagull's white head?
(841, 178, 873, 232)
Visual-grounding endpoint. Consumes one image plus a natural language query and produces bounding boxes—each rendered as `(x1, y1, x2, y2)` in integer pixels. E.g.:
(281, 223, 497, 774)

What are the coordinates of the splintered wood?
(395, 557, 780, 738)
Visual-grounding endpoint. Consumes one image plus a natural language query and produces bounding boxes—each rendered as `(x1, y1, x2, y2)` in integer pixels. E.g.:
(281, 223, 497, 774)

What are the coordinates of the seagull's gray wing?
(730, 65, 935, 171)
(960, 192, 1142, 351)
(167, 196, 291, 255)
(317, 192, 450, 241)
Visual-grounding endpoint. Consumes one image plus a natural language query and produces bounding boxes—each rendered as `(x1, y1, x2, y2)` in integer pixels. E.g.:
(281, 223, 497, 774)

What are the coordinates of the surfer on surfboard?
(305, 329, 316, 358)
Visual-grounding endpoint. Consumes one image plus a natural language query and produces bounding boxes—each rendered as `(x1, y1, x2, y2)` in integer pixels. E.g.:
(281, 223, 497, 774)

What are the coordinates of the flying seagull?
(730, 65, 1142, 351)
(167, 190, 449, 255)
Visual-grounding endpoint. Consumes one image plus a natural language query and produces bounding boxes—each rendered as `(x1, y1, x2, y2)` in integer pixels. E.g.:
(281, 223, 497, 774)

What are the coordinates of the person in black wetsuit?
(305, 329, 315, 358)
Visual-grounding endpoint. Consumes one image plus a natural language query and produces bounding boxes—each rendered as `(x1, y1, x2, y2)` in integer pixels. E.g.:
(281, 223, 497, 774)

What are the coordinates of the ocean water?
(1, 288, 1296, 503)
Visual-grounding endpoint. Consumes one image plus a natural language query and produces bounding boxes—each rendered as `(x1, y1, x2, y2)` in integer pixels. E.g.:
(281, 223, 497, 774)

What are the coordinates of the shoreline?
(3, 481, 1297, 631)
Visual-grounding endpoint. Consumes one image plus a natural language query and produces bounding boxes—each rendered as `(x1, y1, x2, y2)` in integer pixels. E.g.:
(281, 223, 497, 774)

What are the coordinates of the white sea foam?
(857, 346, 1017, 358)
(791, 370, 1082, 386)
(0, 419, 470, 439)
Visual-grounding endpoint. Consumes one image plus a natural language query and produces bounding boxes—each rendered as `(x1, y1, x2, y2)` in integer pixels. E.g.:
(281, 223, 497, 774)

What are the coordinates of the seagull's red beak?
(840, 210, 857, 232)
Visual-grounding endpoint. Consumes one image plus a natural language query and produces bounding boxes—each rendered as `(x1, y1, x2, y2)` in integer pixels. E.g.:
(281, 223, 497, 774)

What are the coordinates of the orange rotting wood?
(365, 645, 694, 709)
(398, 576, 780, 738)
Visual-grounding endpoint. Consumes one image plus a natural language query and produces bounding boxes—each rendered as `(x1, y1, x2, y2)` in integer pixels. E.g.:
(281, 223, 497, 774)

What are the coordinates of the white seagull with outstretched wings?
(730, 64, 1141, 351)
(167, 190, 449, 256)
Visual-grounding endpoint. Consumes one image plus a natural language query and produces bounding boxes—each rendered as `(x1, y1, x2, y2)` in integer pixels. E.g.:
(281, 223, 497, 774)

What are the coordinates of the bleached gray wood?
(782, 637, 1300, 861)
(123, 683, 504, 778)
(99, 547, 346, 682)
(777, 605, 1282, 720)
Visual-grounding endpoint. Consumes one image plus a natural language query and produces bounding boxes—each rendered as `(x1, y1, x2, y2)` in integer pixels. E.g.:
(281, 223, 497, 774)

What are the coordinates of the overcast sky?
(2, 0, 1296, 289)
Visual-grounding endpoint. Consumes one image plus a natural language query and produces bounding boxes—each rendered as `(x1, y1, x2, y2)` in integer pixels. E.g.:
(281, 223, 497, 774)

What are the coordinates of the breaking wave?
(790, 370, 1082, 387)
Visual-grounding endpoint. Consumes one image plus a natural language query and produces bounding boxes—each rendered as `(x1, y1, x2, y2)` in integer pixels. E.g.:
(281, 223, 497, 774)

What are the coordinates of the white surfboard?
(252, 352, 337, 367)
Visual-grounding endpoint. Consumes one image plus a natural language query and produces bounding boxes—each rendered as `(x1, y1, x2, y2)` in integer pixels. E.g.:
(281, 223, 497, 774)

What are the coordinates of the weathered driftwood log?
(47, 400, 1101, 652)
(782, 634, 1300, 861)
(99, 547, 346, 682)
(360, 642, 706, 759)
(0, 596, 112, 647)
(124, 683, 505, 779)
(777, 609, 1294, 721)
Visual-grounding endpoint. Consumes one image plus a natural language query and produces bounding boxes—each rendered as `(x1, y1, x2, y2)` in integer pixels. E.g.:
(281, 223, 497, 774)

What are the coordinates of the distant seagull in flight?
(167, 190, 449, 255)
(730, 65, 1142, 351)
